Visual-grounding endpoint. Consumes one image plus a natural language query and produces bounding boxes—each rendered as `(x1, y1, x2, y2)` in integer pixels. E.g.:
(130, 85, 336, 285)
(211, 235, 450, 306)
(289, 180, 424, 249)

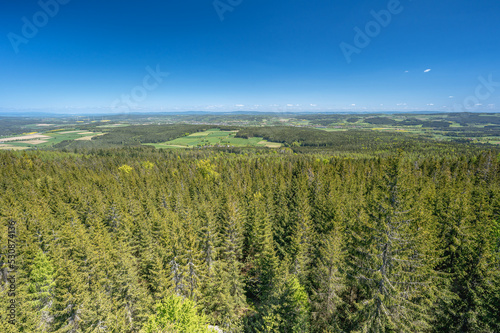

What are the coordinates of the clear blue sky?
(1, 0, 500, 113)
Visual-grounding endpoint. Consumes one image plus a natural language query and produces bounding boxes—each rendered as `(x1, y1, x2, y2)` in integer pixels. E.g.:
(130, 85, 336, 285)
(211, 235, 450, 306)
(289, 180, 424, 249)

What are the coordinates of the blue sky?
(1, 0, 500, 113)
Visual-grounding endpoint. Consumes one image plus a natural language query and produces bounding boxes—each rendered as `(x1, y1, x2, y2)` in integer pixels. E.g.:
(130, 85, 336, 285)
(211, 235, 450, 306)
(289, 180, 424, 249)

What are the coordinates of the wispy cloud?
(424, 69, 432, 73)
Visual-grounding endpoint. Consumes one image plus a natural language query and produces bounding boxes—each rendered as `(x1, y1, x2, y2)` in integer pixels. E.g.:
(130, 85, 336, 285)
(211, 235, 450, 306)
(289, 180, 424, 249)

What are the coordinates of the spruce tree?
(346, 157, 438, 332)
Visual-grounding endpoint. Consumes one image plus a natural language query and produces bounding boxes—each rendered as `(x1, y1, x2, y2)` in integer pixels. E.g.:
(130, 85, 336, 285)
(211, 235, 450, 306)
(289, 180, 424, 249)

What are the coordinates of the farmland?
(147, 129, 282, 149)
(0, 130, 106, 150)
(2, 112, 500, 152)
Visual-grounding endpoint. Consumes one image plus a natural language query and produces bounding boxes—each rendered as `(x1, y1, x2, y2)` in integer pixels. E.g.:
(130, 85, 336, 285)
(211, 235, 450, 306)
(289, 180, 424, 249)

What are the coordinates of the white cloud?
(449, 96, 454, 98)
(235, 104, 244, 107)
(427, 103, 434, 106)
(424, 69, 432, 73)
(310, 104, 317, 107)
(404, 70, 409, 73)
(286, 104, 294, 107)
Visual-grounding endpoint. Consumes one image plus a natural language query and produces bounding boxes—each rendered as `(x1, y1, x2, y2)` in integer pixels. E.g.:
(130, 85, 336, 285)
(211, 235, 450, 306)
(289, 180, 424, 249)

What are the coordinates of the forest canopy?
(0, 147, 499, 332)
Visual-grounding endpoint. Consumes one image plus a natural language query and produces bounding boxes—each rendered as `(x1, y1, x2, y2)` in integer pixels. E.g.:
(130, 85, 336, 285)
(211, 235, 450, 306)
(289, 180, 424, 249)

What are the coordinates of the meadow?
(147, 129, 282, 149)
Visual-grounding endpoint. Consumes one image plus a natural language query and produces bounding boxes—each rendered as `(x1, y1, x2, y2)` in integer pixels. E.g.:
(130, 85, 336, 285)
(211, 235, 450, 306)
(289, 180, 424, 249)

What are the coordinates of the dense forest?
(0, 147, 499, 332)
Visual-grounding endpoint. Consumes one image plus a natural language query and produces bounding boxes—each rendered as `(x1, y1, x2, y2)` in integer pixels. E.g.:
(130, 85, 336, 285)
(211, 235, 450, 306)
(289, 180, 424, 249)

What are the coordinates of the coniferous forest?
(0, 146, 499, 332)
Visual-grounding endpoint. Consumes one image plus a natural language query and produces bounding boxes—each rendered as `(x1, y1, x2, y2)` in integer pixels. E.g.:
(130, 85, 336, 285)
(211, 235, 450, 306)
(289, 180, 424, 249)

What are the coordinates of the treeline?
(235, 126, 483, 154)
(0, 148, 499, 332)
(296, 113, 500, 128)
(444, 113, 500, 126)
(0, 118, 58, 137)
(365, 117, 452, 128)
(294, 114, 345, 126)
(235, 126, 409, 147)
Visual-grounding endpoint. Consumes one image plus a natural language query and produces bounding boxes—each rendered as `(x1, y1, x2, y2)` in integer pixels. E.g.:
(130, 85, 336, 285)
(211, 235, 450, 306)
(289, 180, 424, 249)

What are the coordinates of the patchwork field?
(0, 130, 106, 149)
(147, 129, 282, 149)
(0, 134, 50, 142)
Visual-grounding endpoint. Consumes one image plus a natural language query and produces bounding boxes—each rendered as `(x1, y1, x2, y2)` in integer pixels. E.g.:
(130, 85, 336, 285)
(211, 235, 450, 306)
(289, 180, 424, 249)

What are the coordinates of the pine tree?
(289, 167, 313, 286)
(433, 164, 500, 332)
(346, 157, 438, 332)
(310, 228, 345, 332)
(141, 294, 217, 333)
(25, 250, 56, 332)
(216, 197, 246, 331)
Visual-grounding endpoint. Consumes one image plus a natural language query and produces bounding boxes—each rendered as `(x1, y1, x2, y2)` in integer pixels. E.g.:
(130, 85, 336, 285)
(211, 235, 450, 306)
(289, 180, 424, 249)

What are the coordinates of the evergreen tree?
(346, 157, 438, 332)
(26, 250, 56, 332)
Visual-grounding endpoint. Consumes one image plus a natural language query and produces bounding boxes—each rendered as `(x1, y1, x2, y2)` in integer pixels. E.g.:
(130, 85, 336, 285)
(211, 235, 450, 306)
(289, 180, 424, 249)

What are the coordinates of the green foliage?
(0, 148, 499, 332)
(118, 164, 134, 173)
(141, 295, 216, 333)
(196, 159, 220, 179)
(252, 267, 310, 333)
(26, 250, 56, 330)
(142, 161, 155, 169)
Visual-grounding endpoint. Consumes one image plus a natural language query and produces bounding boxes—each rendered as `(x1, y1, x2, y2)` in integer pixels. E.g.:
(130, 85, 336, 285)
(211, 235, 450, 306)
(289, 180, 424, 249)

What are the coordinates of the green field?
(147, 129, 282, 149)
